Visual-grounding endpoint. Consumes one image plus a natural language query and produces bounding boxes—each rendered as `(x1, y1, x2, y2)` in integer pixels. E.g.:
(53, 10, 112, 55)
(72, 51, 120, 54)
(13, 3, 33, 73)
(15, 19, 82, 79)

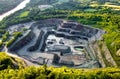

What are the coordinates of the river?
(0, 0, 30, 21)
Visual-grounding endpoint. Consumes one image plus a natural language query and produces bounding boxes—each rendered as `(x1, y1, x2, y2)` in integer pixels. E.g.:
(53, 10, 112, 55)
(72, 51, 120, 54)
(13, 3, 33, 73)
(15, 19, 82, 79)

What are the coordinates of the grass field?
(19, 11, 29, 18)
(90, 3, 120, 10)
(103, 4, 120, 9)
(84, 9, 97, 12)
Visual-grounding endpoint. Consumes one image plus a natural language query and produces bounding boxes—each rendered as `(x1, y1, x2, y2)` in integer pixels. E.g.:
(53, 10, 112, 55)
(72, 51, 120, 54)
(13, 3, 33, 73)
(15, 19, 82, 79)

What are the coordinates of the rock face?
(9, 30, 35, 52)
(116, 49, 120, 56)
(28, 30, 45, 52)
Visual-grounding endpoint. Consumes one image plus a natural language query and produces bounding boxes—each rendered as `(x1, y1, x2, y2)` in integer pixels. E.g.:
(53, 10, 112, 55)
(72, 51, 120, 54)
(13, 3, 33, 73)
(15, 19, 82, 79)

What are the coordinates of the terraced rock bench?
(9, 30, 35, 52)
(28, 30, 45, 52)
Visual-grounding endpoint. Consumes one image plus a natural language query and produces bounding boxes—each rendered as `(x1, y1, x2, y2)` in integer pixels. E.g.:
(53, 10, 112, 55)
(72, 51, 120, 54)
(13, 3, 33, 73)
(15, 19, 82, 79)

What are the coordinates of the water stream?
(0, 0, 30, 21)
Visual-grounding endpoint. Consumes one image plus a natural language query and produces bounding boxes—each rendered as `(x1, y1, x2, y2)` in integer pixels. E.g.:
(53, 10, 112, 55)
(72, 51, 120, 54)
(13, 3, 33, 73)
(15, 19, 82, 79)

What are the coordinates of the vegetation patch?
(84, 9, 97, 12)
(0, 66, 120, 79)
(0, 52, 26, 70)
(19, 11, 29, 18)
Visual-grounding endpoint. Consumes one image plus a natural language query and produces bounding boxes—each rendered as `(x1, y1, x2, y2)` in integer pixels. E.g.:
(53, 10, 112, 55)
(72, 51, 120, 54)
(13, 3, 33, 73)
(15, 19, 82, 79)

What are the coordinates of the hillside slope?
(0, 52, 26, 70)
(0, 52, 119, 79)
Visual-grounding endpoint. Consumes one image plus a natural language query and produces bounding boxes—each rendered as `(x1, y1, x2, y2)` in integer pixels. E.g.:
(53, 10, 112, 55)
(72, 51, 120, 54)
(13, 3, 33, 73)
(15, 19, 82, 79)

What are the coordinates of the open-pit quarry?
(6, 19, 106, 68)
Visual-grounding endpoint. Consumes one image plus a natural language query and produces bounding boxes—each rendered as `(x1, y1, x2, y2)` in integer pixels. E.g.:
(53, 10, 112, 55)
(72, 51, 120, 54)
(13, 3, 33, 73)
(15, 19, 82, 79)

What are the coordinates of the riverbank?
(0, 0, 30, 21)
(0, 0, 24, 15)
